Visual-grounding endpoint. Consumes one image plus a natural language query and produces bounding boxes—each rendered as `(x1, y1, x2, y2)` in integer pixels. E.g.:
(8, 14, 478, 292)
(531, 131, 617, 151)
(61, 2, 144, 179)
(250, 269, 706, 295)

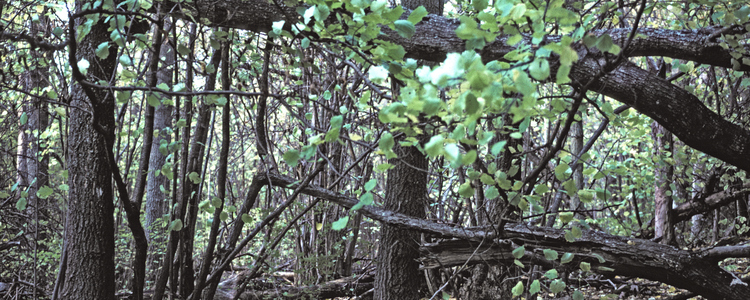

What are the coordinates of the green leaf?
(220, 211, 228, 221)
(365, 179, 377, 191)
(550, 279, 566, 294)
(37, 186, 53, 199)
(529, 279, 540, 295)
(543, 249, 559, 261)
(511, 281, 524, 297)
(561, 252, 574, 264)
(491, 141, 507, 155)
(283, 150, 301, 167)
(394, 20, 416, 39)
(0, 191, 9, 198)
(441, 291, 451, 300)
(458, 182, 474, 198)
(407, 6, 428, 24)
(591, 253, 606, 263)
(188, 172, 201, 184)
(485, 186, 500, 199)
(544, 269, 558, 279)
(571, 225, 582, 238)
(332, 216, 349, 230)
(572, 289, 584, 300)
(119, 54, 133, 66)
(147, 94, 161, 107)
(241, 213, 253, 224)
(472, 0, 488, 11)
(425, 135, 444, 157)
(95, 42, 110, 59)
(169, 219, 183, 231)
(529, 58, 550, 81)
(20, 112, 28, 125)
(580, 261, 591, 272)
(512, 246, 525, 259)
(16, 197, 27, 211)
(559, 212, 574, 224)
(554, 163, 570, 181)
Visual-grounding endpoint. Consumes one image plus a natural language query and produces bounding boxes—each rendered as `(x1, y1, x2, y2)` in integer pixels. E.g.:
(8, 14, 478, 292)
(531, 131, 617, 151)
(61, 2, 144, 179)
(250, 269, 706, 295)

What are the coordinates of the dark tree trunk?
(60, 2, 119, 299)
(374, 141, 428, 300)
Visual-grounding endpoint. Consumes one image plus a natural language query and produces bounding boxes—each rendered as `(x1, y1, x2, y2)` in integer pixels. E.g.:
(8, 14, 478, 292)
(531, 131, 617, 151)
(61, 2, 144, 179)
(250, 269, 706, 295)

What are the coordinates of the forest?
(1, 0, 750, 299)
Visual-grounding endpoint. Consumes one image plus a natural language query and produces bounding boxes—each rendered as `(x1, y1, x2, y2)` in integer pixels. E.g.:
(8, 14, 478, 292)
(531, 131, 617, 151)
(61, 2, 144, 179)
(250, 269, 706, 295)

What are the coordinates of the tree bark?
(374, 141, 429, 300)
(652, 122, 675, 245)
(61, 2, 118, 299)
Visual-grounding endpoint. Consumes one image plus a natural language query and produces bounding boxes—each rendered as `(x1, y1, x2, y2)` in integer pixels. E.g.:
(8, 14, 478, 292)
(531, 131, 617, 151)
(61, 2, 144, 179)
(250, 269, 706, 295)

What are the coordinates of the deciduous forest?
(2, 0, 750, 299)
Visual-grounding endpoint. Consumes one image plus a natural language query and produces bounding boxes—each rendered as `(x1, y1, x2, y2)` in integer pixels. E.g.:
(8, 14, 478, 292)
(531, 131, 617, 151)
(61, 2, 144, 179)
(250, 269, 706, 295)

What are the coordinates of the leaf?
(95, 42, 110, 59)
(544, 269, 558, 279)
(511, 281, 524, 297)
(529, 279, 540, 295)
(591, 253, 606, 263)
(512, 246, 525, 259)
(16, 198, 27, 211)
(491, 141, 507, 155)
(316, 222, 323, 231)
(77, 59, 90, 76)
(220, 211, 228, 221)
(169, 219, 183, 231)
(119, 54, 133, 66)
(554, 163, 570, 181)
(241, 213, 253, 224)
(571, 225, 582, 238)
(485, 186, 500, 199)
(37, 186, 53, 199)
(580, 261, 591, 272)
(365, 179, 377, 192)
(550, 279, 566, 294)
(559, 212, 574, 224)
(394, 20, 416, 39)
(529, 58, 550, 80)
(332, 216, 349, 230)
(425, 135, 444, 157)
(147, 94, 161, 107)
(20, 112, 28, 125)
(283, 150, 301, 167)
(407, 6, 428, 24)
(543, 249, 559, 260)
(458, 182, 474, 198)
(561, 252, 574, 264)
(188, 172, 201, 184)
(369, 65, 389, 84)
(472, 0, 488, 11)
(572, 289, 584, 300)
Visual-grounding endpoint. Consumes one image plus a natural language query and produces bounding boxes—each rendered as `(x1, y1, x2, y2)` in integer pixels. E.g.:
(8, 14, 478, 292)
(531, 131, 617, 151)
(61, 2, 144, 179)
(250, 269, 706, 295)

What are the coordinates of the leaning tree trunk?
(60, 2, 119, 299)
(374, 141, 429, 299)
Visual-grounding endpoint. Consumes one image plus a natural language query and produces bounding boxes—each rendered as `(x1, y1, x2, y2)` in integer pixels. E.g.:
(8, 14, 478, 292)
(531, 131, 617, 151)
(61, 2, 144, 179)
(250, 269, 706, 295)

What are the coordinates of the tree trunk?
(145, 19, 176, 284)
(374, 141, 428, 300)
(60, 2, 118, 298)
(652, 122, 675, 245)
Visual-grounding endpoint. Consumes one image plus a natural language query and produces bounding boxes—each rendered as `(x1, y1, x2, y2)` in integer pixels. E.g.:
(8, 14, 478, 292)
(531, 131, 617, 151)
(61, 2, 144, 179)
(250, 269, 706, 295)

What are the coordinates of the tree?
(3, 0, 750, 299)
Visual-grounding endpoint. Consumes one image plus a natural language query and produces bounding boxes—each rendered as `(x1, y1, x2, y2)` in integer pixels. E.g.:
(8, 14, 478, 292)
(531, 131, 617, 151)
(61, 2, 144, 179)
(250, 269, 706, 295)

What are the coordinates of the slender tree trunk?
(145, 19, 176, 284)
(652, 122, 675, 245)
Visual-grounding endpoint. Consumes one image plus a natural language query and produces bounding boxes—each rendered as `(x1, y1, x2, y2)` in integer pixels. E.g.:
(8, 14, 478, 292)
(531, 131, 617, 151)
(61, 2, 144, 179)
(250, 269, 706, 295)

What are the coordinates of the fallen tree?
(250, 171, 750, 300)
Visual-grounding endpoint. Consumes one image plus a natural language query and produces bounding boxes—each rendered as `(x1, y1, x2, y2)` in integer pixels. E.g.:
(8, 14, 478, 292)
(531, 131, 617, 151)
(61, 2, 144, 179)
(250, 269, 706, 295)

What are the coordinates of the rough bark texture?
(264, 171, 750, 300)
(651, 122, 675, 244)
(61, 2, 118, 299)
(374, 143, 428, 300)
